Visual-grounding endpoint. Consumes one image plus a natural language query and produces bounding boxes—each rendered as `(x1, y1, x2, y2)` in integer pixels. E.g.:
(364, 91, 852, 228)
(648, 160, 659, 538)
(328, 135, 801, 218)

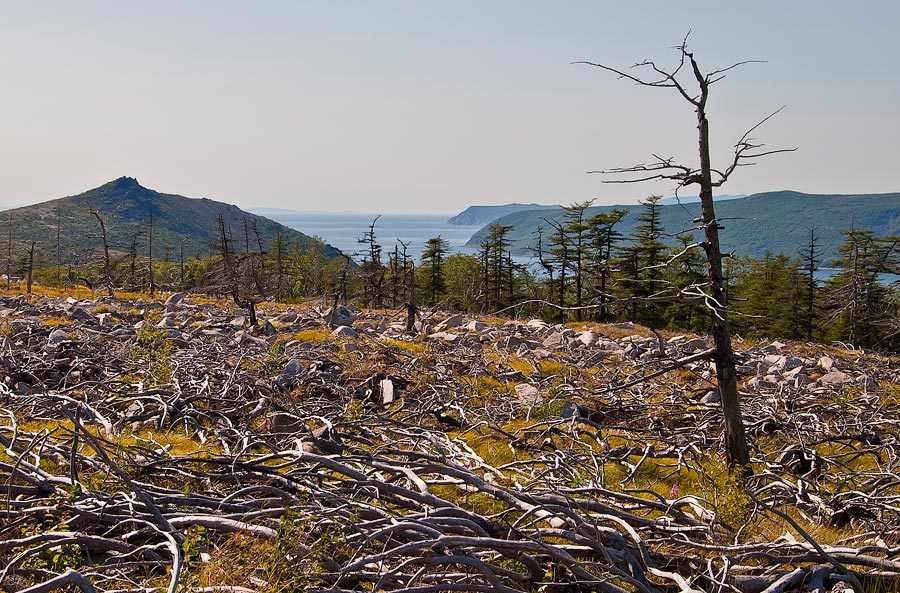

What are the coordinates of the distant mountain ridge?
(447, 203, 557, 226)
(464, 190, 900, 263)
(6, 177, 340, 261)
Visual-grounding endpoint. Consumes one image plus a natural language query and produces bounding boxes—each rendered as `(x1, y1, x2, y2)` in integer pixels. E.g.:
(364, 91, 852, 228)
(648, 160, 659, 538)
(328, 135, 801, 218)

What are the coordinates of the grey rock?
(502, 335, 541, 350)
(67, 306, 94, 321)
(465, 320, 488, 332)
(324, 305, 359, 327)
(428, 331, 459, 343)
(331, 325, 359, 338)
(819, 370, 851, 385)
(156, 315, 177, 329)
(526, 318, 549, 330)
(542, 332, 567, 349)
(47, 329, 71, 346)
(684, 337, 709, 351)
(514, 383, 542, 406)
(576, 331, 599, 347)
(434, 314, 466, 331)
(260, 320, 278, 336)
(818, 356, 836, 372)
(700, 389, 720, 404)
(783, 356, 804, 371)
(164, 292, 185, 311)
(283, 360, 304, 378)
(275, 360, 305, 390)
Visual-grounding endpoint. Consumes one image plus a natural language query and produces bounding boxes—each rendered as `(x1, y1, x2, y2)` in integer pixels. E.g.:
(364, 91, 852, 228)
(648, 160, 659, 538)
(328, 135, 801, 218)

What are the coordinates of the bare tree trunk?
(148, 213, 155, 296)
(89, 206, 114, 297)
(697, 111, 751, 468)
(6, 212, 12, 290)
(25, 241, 35, 294)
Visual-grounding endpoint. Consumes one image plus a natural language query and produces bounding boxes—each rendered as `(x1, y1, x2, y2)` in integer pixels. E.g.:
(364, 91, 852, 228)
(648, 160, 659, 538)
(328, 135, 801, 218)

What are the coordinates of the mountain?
(447, 203, 558, 226)
(657, 193, 746, 205)
(465, 191, 900, 263)
(4, 177, 341, 261)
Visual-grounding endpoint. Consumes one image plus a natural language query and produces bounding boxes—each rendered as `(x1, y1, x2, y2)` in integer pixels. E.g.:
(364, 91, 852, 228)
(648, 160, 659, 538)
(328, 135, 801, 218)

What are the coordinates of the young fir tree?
(824, 227, 899, 349)
(587, 208, 629, 321)
(420, 236, 450, 306)
(478, 223, 515, 312)
(618, 196, 666, 325)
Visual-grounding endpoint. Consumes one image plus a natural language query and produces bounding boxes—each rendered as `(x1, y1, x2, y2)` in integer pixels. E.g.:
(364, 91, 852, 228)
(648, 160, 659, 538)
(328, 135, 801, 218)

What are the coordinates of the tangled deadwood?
(1, 293, 899, 592)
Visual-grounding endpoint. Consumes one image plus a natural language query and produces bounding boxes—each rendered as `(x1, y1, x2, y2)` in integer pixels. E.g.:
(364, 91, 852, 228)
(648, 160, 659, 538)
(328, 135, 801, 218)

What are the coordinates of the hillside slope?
(466, 190, 900, 262)
(4, 177, 340, 261)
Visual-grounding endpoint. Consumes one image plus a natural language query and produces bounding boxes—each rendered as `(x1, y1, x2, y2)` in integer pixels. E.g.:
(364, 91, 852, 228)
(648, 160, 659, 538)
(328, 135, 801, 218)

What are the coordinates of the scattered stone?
(164, 292, 185, 311)
(818, 370, 851, 385)
(542, 332, 568, 349)
(818, 356, 836, 372)
(425, 331, 456, 343)
(700, 389, 720, 404)
(324, 305, 359, 327)
(465, 320, 487, 332)
(47, 329, 71, 346)
(576, 331, 599, 347)
(156, 315, 177, 329)
(434, 314, 465, 331)
(331, 325, 359, 338)
(684, 338, 709, 351)
(67, 306, 94, 321)
(514, 383, 542, 406)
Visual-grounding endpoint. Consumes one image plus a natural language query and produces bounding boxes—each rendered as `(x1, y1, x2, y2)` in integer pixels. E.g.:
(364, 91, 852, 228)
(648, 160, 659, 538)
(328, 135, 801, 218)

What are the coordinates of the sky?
(1, 1, 898, 214)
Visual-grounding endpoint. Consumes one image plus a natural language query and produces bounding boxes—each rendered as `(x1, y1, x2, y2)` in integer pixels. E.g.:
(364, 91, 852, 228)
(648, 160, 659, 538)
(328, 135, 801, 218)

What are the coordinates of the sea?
(256, 211, 484, 262)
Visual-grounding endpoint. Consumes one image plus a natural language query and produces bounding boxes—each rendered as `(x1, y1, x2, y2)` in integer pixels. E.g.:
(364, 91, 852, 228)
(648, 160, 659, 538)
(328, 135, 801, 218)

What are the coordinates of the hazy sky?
(1, 2, 897, 214)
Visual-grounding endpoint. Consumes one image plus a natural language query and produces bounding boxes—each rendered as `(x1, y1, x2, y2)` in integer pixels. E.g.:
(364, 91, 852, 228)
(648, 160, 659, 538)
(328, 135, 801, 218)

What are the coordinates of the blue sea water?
(259, 211, 483, 262)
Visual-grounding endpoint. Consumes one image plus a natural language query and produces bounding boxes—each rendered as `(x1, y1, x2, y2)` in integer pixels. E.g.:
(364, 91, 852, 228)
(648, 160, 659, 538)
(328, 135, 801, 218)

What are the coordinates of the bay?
(255, 211, 482, 262)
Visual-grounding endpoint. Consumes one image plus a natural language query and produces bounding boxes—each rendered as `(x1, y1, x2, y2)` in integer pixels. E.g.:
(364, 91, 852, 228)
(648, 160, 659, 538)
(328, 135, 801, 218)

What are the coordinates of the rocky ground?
(1, 290, 899, 593)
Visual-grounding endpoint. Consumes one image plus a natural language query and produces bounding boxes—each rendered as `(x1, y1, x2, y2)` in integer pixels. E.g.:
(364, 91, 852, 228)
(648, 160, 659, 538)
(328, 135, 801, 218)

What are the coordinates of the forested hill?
(447, 203, 558, 226)
(5, 177, 340, 261)
(465, 190, 900, 262)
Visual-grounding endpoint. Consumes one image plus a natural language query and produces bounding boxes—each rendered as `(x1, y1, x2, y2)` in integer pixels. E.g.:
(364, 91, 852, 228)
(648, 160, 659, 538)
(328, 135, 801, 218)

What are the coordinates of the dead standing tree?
(577, 38, 794, 468)
(88, 204, 115, 297)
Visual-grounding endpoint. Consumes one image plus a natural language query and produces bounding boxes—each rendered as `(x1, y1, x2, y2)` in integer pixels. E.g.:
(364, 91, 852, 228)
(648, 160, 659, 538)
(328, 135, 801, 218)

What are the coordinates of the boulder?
(818, 370, 851, 385)
(684, 338, 709, 351)
(465, 320, 488, 332)
(331, 325, 359, 338)
(67, 306, 95, 321)
(47, 329, 71, 347)
(324, 306, 358, 327)
(818, 356, 836, 372)
(164, 292, 186, 311)
(434, 314, 466, 331)
(428, 331, 459, 343)
(576, 331, 599, 347)
(700, 389, 720, 404)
